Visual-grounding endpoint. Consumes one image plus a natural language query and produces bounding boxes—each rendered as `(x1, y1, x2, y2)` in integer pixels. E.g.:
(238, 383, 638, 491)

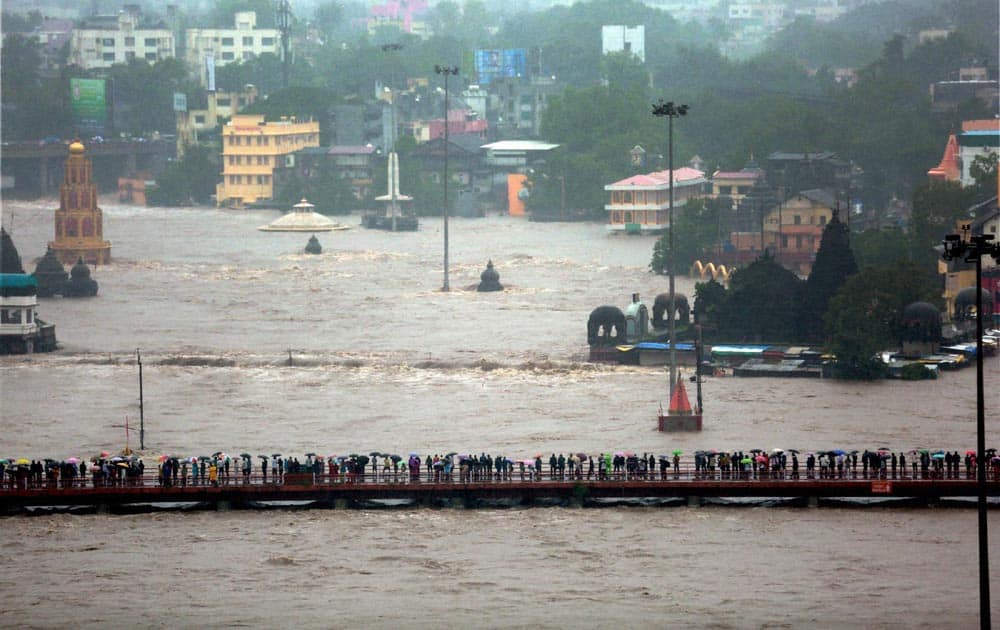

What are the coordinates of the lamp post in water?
(942, 225, 998, 630)
(651, 99, 688, 395)
(434, 64, 458, 291)
(136, 348, 144, 450)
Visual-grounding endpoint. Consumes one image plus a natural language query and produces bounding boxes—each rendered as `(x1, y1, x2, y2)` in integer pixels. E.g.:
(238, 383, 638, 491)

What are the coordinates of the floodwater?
(1, 200, 999, 627)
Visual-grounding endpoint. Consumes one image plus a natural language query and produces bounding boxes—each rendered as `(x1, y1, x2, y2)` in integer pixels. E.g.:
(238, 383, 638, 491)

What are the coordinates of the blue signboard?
(474, 49, 527, 85)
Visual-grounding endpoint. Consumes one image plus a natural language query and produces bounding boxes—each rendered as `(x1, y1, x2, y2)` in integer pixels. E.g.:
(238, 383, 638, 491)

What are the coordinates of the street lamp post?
(435, 64, 458, 292)
(652, 99, 688, 395)
(942, 226, 998, 630)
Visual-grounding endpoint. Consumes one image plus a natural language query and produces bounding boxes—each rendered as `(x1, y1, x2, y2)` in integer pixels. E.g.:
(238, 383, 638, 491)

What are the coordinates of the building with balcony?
(709, 164, 765, 207)
(185, 12, 280, 87)
(604, 167, 706, 234)
(215, 114, 320, 207)
(68, 8, 174, 70)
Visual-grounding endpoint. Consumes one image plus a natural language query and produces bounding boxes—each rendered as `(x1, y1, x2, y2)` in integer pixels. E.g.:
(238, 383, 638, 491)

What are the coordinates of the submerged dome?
(258, 199, 348, 232)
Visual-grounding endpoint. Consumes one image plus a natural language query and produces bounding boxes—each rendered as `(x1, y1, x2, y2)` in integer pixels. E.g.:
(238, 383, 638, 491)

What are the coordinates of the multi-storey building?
(68, 9, 174, 70)
(604, 167, 707, 234)
(178, 85, 260, 152)
(216, 114, 320, 207)
(185, 12, 280, 87)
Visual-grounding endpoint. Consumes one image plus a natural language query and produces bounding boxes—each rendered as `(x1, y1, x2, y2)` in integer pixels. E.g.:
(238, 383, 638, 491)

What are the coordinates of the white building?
(185, 12, 280, 87)
(68, 10, 174, 70)
(602, 25, 645, 63)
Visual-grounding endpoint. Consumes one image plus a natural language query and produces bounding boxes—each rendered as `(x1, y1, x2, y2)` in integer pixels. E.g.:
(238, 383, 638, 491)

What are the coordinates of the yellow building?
(216, 114, 320, 207)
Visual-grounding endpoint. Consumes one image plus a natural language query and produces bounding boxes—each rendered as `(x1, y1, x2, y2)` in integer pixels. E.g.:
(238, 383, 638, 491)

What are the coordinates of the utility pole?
(136, 348, 144, 450)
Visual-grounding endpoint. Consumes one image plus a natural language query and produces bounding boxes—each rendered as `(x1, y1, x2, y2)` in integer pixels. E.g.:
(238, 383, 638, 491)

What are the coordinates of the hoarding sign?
(173, 92, 187, 112)
(70, 78, 107, 134)
(474, 49, 527, 85)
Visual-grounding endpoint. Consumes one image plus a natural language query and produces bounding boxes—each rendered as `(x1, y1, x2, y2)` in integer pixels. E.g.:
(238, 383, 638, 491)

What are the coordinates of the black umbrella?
(212, 451, 223, 457)
(390, 454, 402, 462)
(258, 455, 269, 460)
(240, 453, 251, 458)
(272, 453, 281, 458)
(369, 451, 381, 457)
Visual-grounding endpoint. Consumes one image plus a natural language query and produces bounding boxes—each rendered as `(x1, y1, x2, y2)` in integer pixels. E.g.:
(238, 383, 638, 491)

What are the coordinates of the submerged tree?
(715, 252, 805, 342)
(824, 262, 940, 379)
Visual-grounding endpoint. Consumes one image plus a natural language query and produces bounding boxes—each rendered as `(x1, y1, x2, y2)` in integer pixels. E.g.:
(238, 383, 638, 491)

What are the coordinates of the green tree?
(801, 210, 858, 342)
(147, 143, 219, 205)
(715, 253, 805, 342)
(209, 0, 278, 28)
(909, 180, 978, 270)
(650, 197, 722, 275)
(693, 279, 727, 331)
(851, 227, 912, 270)
(824, 262, 941, 379)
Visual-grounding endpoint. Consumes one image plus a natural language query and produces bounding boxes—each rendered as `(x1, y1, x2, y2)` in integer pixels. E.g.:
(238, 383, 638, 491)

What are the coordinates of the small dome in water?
(305, 235, 322, 254)
(477, 260, 503, 292)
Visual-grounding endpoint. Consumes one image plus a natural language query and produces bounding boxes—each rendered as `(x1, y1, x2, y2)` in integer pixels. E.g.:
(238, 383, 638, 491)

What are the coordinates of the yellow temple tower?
(49, 140, 111, 265)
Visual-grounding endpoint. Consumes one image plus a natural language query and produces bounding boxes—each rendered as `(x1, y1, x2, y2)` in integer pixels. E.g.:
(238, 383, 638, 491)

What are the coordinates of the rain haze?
(1, 0, 999, 627)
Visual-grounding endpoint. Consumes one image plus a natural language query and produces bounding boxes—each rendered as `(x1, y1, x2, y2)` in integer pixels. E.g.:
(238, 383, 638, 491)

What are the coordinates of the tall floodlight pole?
(435, 64, 458, 292)
(942, 226, 998, 630)
(277, 0, 292, 89)
(652, 100, 688, 395)
(381, 43, 403, 152)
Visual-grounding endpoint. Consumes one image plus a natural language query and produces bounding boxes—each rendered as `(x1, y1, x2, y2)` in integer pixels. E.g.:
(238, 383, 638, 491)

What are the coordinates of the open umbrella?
(304, 452, 317, 458)
(369, 451, 381, 457)
(390, 454, 402, 462)
(99, 451, 110, 458)
(66, 457, 80, 464)
(212, 451, 223, 457)
(576, 453, 588, 460)
(967, 450, 978, 456)
(672, 449, 683, 456)
(240, 452, 251, 458)
(15, 458, 30, 465)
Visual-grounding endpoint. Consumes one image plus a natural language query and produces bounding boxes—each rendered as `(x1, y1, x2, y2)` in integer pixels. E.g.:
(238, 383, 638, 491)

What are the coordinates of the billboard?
(474, 49, 527, 85)
(70, 78, 107, 134)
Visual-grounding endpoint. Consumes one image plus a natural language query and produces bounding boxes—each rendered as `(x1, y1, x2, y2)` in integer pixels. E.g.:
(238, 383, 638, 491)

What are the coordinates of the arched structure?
(652, 292, 689, 329)
(587, 306, 626, 346)
(689, 260, 731, 284)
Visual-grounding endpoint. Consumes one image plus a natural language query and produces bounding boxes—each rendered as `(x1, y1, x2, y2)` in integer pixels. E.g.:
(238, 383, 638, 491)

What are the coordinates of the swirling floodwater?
(1, 200, 998, 628)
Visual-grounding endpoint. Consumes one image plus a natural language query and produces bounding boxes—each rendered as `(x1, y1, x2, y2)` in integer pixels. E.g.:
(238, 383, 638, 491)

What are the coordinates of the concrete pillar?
(216, 500, 231, 511)
(686, 495, 700, 507)
(808, 496, 819, 508)
(334, 498, 350, 510)
(96, 504, 110, 515)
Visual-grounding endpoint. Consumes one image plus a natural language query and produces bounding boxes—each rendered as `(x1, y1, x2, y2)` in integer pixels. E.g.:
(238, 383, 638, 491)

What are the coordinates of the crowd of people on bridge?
(2, 446, 998, 491)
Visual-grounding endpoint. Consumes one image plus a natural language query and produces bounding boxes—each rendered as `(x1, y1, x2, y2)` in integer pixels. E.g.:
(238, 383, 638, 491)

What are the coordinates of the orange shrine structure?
(49, 141, 111, 265)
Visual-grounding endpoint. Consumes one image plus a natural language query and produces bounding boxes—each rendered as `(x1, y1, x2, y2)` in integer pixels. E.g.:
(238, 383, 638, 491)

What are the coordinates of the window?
(243, 36, 253, 46)
(718, 185, 732, 195)
(145, 38, 157, 47)
(222, 52, 234, 60)
(793, 215, 801, 225)
(737, 186, 750, 195)
(228, 155, 235, 165)
(102, 38, 114, 47)
(103, 52, 116, 61)
(194, 115, 205, 124)
(243, 51, 253, 60)
(819, 215, 827, 225)
(217, 98, 231, 107)
(124, 37, 135, 46)
(261, 37, 275, 46)
(145, 52, 157, 61)
(125, 51, 135, 61)
(222, 37, 234, 46)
